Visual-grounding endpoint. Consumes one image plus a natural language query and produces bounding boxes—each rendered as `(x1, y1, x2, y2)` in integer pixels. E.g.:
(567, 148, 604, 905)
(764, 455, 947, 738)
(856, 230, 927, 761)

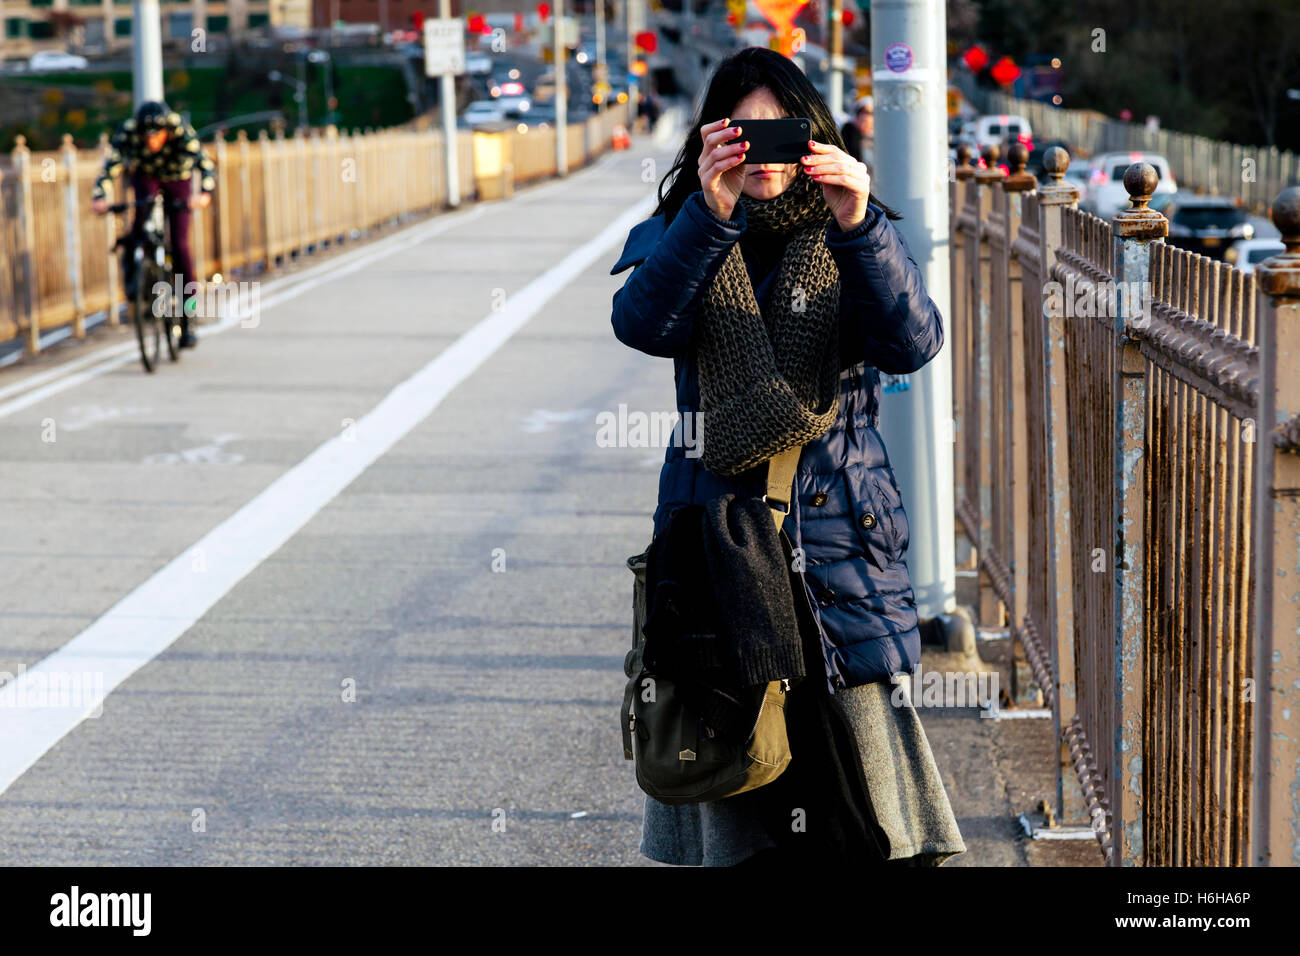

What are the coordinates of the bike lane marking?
(0, 189, 656, 797)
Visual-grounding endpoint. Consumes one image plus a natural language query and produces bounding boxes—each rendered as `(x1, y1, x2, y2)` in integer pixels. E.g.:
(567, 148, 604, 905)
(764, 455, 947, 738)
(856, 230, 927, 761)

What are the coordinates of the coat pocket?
(872, 468, 910, 562)
(842, 469, 900, 571)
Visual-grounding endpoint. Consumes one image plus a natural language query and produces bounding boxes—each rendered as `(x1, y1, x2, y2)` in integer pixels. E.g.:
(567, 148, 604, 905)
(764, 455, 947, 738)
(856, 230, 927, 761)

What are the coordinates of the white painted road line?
(0, 352, 140, 420)
(984, 707, 1053, 720)
(0, 341, 137, 402)
(0, 191, 656, 798)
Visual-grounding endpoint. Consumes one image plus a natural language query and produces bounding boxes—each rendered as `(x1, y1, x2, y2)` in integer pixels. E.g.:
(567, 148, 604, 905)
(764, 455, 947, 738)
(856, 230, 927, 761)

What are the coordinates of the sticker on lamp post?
(884, 42, 914, 73)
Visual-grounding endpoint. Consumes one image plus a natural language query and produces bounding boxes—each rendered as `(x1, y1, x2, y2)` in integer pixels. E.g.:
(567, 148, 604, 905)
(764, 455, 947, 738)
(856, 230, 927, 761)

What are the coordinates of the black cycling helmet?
(136, 100, 171, 130)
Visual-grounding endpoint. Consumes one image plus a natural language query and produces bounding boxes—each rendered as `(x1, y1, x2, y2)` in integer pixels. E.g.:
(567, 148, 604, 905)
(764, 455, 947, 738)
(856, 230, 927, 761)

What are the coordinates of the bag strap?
(763, 444, 804, 530)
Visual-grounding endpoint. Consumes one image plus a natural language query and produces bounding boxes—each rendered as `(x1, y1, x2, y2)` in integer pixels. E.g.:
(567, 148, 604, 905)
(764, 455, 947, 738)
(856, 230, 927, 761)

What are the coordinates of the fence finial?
(976, 143, 1004, 183)
(1123, 162, 1159, 211)
(955, 143, 975, 181)
(1003, 141, 1036, 191)
(1257, 186, 1300, 299)
(1037, 146, 1076, 204)
(1113, 162, 1168, 239)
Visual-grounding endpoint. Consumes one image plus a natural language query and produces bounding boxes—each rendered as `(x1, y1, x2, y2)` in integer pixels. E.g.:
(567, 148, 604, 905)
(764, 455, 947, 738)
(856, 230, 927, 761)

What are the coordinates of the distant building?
(309, 0, 537, 32)
(0, 0, 311, 58)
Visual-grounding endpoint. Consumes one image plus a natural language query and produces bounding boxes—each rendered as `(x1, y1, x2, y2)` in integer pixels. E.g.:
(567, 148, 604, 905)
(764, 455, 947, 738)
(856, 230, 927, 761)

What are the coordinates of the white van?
(972, 114, 1032, 150)
(1084, 151, 1177, 219)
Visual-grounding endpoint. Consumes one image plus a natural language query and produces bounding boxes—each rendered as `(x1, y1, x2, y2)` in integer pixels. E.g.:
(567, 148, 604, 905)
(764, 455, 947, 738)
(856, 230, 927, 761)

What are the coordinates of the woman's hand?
(801, 140, 872, 232)
(697, 118, 749, 221)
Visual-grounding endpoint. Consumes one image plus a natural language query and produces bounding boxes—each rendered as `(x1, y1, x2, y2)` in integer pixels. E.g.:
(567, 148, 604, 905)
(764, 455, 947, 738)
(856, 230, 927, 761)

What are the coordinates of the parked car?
(1084, 151, 1177, 219)
(1224, 237, 1285, 274)
(533, 71, 556, 104)
(459, 100, 507, 128)
(1026, 139, 1070, 179)
(496, 95, 532, 115)
(512, 103, 557, 131)
(948, 129, 980, 166)
(970, 113, 1032, 150)
(1148, 190, 1177, 216)
(487, 74, 531, 115)
(28, 50, 88, 72)
(1164, 195, 1254, 259)
(1040, 157, 1094, 205)
(489, 76, 527, 97)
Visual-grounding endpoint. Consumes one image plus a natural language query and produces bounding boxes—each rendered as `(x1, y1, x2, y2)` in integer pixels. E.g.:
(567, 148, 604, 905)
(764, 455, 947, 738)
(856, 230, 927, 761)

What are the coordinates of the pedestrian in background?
(840, 95, 875, 172)
(609, 47, 964, 867)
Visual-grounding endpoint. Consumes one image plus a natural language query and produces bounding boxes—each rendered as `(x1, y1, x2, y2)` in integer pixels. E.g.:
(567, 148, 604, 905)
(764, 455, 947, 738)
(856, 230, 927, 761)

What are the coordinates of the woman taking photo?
(611, 47, 964, 866)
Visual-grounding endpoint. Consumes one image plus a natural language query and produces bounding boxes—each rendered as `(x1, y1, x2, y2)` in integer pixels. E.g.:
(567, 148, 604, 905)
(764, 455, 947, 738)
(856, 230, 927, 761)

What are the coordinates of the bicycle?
(108, 196, 189, 373)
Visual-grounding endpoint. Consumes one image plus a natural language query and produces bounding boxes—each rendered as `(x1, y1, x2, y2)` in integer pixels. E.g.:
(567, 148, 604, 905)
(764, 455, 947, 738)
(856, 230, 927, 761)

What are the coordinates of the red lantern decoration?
(467, 13, 487, 33)
(537, 2, 551, 22)
(841, 9, 854, 27)
(514, 12, 524, 32)
(962, 45, 989, 72)
(635, 30, 657, 54)
(413, 10, 424, 31)
(989, 55, 1020, 86)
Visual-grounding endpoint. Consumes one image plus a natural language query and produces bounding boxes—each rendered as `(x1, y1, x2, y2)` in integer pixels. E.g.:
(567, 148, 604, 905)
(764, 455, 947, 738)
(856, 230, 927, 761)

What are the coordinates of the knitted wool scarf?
(696, 172, 842, 477)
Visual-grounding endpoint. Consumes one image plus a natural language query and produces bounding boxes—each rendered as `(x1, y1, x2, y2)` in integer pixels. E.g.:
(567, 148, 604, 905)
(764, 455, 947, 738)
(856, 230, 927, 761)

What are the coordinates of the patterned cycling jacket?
(91, 111, 217, 201)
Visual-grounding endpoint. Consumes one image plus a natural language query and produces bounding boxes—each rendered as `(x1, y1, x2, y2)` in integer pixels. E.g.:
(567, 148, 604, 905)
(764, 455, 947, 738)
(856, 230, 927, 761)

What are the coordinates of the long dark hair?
(654, 47, 901, 225)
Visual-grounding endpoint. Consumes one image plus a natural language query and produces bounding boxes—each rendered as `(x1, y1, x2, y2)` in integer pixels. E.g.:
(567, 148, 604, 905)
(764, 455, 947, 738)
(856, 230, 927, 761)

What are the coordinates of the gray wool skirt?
(639, 677, 967, 866)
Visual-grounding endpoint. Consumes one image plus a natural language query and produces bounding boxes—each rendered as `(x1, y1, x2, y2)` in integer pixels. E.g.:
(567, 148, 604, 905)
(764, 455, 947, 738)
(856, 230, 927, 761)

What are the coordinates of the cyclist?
(90, 100, 216, 349)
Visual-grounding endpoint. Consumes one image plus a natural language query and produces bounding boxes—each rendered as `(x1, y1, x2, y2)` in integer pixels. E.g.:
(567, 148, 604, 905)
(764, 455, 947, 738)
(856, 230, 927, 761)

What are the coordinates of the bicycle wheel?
(134, 261, 162, 373)
(160, 266, 180, 363)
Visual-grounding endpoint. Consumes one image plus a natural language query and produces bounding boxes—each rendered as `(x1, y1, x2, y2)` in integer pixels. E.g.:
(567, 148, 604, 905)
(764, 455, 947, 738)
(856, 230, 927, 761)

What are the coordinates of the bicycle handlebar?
(105, 198, 193, 213)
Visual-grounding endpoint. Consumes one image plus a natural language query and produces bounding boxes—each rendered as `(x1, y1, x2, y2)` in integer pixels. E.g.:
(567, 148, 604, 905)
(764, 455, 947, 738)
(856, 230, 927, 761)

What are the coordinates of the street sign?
(753, 0, 807, 32)
(424, 18, 466, 77)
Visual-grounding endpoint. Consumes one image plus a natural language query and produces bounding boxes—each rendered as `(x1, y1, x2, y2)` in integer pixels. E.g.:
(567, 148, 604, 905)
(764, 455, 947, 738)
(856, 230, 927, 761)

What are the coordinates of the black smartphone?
(730, 117, 812, 165)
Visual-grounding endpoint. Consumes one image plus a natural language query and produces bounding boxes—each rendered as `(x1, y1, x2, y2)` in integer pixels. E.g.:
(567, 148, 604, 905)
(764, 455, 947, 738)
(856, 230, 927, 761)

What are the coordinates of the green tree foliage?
(968, 0, 1300, 148)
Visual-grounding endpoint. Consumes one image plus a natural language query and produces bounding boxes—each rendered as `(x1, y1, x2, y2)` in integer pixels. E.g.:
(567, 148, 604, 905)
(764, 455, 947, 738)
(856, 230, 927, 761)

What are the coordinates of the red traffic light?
(961, 45, 989, 72)
(990, 55, 1020, 85)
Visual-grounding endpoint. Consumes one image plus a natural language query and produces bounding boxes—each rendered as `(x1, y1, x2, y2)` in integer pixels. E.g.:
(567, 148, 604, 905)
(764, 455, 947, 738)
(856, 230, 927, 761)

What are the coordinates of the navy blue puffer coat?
(611, 188, 944, 692)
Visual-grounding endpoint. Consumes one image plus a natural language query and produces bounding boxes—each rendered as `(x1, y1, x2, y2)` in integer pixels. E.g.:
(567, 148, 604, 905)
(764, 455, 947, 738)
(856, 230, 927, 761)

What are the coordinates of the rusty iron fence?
(0, 103, 632, 361)
(951, 140, 1300, 866)
(983, 90, 1300, 214)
